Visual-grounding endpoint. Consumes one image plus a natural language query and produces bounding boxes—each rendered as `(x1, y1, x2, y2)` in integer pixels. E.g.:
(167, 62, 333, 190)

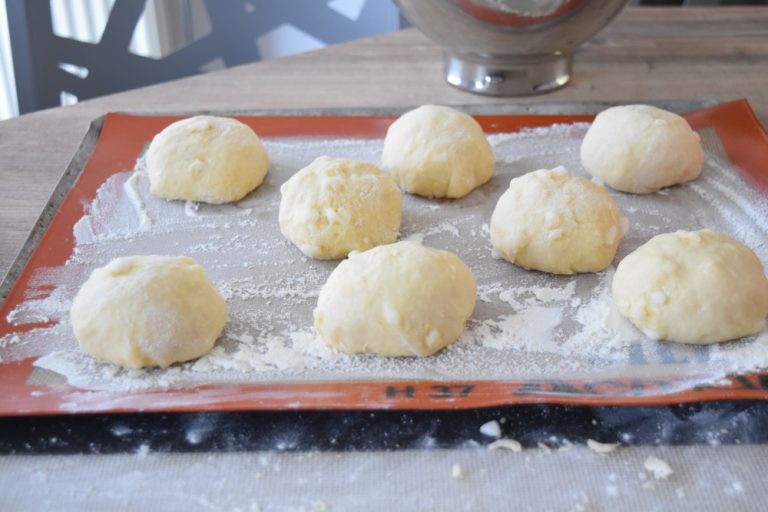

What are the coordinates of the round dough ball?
(314, 241, 477, 356)
(279, 156, 402, 259)
(70, 255, 228, 368)
(580, 104, 705, 194)
(146, 115, 270, 203)
(612, 230, 768, 344)
(490, 166, 626, 275)
(381, 105, 495, 198)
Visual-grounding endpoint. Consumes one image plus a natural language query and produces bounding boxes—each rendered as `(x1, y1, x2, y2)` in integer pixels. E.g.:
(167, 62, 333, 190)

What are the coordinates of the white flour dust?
(2, 123, 768, 395)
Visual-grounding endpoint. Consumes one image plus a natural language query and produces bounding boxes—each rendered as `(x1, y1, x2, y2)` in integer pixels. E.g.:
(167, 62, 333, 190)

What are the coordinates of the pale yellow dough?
(612, 230, 768, 344)
(314, 241, 477, 356)
(70, 255, 228, 368)
(146, 115, 269, 203)
(381, 105, 495, 198)
(279, 156, 402, 260)
(580, 104, 704, 194)
(490, 167, 626, 275)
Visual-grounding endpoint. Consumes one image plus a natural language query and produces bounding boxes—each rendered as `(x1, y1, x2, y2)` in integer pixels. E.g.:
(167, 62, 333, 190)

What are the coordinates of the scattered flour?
(402, 221, 460, 243)
(724, 480, 744, 495)
(479, 420, 502, 438)
(1, 123, 767, 399)
(136, 443, 150, 459)
(644, 456, 673, 480)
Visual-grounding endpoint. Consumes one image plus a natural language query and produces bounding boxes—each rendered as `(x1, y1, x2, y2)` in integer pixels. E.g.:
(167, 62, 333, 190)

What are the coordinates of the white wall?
(0, 0, 18, 120)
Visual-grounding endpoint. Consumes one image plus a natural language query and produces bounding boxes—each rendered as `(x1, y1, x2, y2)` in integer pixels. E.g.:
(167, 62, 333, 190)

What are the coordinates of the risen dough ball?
(146, 115, 269, 203)
(490, 166, 626, 275)
(580, 104, 705, 194)
(612, 230, 768, 344)
(279, 156, 402, 259)
(70, 255, 228, 368)
(314, 241, 477, 356)
(381, 105, 495, 198)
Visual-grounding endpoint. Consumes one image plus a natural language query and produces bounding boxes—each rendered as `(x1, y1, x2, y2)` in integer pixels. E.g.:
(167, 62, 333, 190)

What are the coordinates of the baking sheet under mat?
(3, 115, 767, 396)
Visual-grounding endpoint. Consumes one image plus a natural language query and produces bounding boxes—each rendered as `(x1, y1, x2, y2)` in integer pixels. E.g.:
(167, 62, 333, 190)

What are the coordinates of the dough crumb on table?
(487, 439, 522, 452)
(586, 439, 620, 454)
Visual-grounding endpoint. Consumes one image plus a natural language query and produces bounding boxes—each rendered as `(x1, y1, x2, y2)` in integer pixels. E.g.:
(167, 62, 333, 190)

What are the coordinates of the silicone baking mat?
(0, 100, 767, 415)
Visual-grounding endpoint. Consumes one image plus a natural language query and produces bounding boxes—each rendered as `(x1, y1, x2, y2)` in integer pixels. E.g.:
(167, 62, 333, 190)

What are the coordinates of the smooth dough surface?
(146, 115, 270, 203)
(490, 167, 626, 275)
(279, 156, 402, 259)
(70, 255, 228, 368)
(612, 230, 768, 344)
(314, 241, 477, 356)
(381, 105, 495, 198)
(580, 104, 705, 194)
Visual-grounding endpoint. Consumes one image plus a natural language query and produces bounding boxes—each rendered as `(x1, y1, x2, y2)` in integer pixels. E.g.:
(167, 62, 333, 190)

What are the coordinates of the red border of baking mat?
(1, 99, 767, 415)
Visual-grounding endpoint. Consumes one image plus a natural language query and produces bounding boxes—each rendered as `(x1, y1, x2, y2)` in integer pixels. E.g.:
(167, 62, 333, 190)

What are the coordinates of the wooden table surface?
(1, 6, 767, 277)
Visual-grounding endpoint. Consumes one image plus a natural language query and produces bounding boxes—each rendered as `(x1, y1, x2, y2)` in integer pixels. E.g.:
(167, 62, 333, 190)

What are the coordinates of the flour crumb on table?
(724, 480, 744, 495)
(644, 456, 673, 480)
(479, 420, 502, 438)
(312, 500, 330, 512)
(568, 491, 590, 512)
(136, 443, 150, 459)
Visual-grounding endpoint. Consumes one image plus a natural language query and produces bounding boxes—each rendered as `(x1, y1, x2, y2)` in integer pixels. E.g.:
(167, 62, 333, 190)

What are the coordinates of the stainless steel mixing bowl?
(396, 0, 629, 96)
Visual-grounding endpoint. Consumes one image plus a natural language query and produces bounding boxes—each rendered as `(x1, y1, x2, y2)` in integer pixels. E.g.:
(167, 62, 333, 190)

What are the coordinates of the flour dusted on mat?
(2, 123, 768, 394)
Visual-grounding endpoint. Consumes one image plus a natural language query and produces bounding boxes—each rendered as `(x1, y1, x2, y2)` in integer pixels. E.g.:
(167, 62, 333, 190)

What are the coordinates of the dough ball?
(279, 156, 403, 260)
(70, 255, 228, 368)
(580, 104, 705, 194)
(612, 230, 768, 344)
(314, 241, 477, 356)
(490, 166, 627, 275)
(381, 105, 495, 198)
(146, 115, 270, 203)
